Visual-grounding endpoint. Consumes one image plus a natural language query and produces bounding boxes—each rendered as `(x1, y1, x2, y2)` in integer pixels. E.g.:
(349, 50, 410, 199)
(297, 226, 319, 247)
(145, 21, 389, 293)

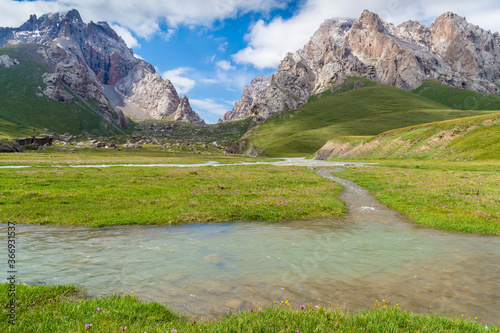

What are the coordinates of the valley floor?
(1, 150, 498, 234)
(1, 151, 499, 331)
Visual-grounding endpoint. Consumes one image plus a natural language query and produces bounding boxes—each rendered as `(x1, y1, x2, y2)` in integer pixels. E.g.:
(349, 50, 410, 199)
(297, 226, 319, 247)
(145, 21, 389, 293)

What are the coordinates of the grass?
(0, 44, 129, 139)
(0, 165, 345, 227)
(336, 164, 500, 235)
(245, 81, 493, 157)
(412, 80, 500, 110)
(0, 148, 275, 166)
(1, 283, 497, 332)
(319, 112, 500, 160)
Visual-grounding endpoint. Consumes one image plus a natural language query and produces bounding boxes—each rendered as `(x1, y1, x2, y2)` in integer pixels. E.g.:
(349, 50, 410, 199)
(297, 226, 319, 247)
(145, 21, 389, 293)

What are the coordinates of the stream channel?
(3, 161, 499, 323)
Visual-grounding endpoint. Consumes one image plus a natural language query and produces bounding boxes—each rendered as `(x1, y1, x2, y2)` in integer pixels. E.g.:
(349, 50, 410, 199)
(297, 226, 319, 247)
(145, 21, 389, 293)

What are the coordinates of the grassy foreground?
(0, 165, 344, 227)
(1, 284, 497, 332)
(337, 163, 500, 235)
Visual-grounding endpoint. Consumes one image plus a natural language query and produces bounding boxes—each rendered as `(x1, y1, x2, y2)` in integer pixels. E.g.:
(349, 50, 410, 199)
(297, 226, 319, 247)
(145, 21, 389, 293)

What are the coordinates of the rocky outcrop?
(172, 96, 205, 125)
(221, 76, 270, 122)
(0, 141, 23, 153)
(39, 45, 108, 104)
(429, 12, 500, 93)
(116, 69, 180, 119)
(0, 54, 19, 68)
(0, 9, 205, 125)
(247, 10, 500, 120)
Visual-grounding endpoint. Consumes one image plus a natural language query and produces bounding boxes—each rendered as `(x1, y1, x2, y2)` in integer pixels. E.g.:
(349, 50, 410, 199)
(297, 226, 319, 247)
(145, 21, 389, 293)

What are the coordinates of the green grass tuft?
(1, 283, 497, 332)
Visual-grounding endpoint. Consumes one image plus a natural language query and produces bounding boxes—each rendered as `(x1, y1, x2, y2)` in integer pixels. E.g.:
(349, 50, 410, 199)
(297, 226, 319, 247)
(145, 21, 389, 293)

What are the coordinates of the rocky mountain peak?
(353, 10, 386, 33)
(1, 9, 206, 125)
(238, 10, 500, 121)
(220, 75, 270, 122)
(173, 96, 205, 125)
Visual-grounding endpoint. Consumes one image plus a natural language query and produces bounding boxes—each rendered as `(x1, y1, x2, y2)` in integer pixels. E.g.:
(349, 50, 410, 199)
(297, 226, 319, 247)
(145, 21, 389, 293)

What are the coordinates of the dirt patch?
(482, 117, 500, 126)
(315, 141, 353, 159)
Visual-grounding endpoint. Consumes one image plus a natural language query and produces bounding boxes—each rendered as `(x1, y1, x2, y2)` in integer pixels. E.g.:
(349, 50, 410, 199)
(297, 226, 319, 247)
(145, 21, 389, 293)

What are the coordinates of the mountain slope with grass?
(236, 78, 494, 157)
(412, 80, 500, 110)
(0, 44, 130, 139)
(315, 112, 500, 161)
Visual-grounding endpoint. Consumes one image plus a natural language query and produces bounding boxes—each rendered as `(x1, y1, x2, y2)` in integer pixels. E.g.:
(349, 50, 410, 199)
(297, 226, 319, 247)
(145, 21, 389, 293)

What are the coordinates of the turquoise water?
(4, 170, 500, 323)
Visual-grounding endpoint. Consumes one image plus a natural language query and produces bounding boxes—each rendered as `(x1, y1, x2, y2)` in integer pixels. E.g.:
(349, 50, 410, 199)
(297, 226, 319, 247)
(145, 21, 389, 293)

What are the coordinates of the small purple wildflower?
(250, 307, 254, 311)
(300, 304, 305, 309)
(258, 309, 261, 312)
(97, 307, 102, 311)
(172, 330, 177, 333)
(121, 327, 127, 331)
(85, 324, 92, 329)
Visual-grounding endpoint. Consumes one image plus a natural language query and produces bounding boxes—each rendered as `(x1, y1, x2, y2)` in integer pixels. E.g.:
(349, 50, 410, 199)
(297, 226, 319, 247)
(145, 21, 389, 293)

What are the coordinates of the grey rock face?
(116, 69, 181, 119)
(0, 54, 19, 67)
(221, 76, 270, 122)
(0, 141, 23, 153)
(172, 96, 205, 125)
(247, 10, 500, 119)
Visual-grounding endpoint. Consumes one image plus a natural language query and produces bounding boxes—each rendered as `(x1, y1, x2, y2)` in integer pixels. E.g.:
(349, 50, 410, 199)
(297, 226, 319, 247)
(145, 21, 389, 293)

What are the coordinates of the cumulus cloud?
(233, 0, 500, 69)
(216, 60, 235, 71)
(162, 67, 196, 94)
(0, 0, 60, 27)
(0, 0, 288, 38)
(190, 98, 231, 116)
(110, 24, 140, 48)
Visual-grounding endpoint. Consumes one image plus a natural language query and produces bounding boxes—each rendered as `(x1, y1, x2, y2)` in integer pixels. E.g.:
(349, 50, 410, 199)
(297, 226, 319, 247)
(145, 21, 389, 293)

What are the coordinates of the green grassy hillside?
(317, 112, 500, 161)
(0, 44, 129, 139)
(412, 80, 500, 110)
(244, 79, 494, 157)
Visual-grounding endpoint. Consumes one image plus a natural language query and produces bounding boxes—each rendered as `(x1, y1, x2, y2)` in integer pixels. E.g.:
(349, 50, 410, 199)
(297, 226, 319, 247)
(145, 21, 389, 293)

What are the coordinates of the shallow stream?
(4, 168, 499, 323)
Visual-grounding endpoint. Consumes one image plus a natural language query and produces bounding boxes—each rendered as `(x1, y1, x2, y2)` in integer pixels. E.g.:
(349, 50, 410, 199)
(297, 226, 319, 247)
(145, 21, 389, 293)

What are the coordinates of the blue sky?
(3, 0, 500, 123)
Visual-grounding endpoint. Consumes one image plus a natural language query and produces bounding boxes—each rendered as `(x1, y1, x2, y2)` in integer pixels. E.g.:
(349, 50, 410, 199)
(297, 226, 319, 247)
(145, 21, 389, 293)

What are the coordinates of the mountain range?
(222, 10, 500, 122)
(0, 9, 204, 136)
(1, 8, 500, 157)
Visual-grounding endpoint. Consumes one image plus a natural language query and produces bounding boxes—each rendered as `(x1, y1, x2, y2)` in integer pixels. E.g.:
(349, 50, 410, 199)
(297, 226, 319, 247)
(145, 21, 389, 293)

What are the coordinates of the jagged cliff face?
(221, 76, 270, 122)
(0, 9, 204, 125)
(244, 10, 500, 120)
(172, 96, 205, 125)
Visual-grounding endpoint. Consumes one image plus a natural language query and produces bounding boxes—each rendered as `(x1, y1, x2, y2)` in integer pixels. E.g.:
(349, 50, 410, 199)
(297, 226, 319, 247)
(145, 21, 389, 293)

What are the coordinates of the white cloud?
(233, 0, 500, 69)
(0, 0, 288, 38)
(216, 60, 235, 71)
(110, 24, 140, 49)
(162, 67, 196, 94)
(217, 40, 228, 52)
(0, 0, 60, 28)
(190, 98, 231, 116)
(162, 29, 177, 41)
